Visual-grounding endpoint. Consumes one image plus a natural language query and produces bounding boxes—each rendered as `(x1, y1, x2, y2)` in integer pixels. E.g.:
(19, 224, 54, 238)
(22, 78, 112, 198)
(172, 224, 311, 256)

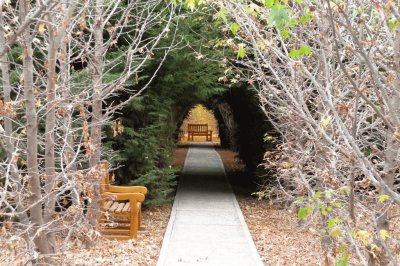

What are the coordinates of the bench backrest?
(99, 160, 110, 194)
(187, 124, 208, 133)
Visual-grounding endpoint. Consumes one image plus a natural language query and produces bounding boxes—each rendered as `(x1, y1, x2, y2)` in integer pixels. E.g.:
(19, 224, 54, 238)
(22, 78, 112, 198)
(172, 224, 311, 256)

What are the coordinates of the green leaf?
(378, 194, 390, 203)
(268, 6, 289, 30)
(230, 23, 241, 35)
(332, 201, 343, 208)
(388, 18, 400, 30)
(264, 0, 275, 8)
(281, 29, 290, 38)
(335, 254, 351, 266)
(185, 0, 196, 11)
(297, 206, 312, 220)
(314, 191, 323, 199)
(298, 13, 313, 25)
(215, 8, 228, 23)
(339, 186, 350, 195)
(327, 218, 343, 229)
(237, 44, 246, 59)
(289, 45, 313, 59)
(294, 196, 304, 204)
(379, 229, 389, 240)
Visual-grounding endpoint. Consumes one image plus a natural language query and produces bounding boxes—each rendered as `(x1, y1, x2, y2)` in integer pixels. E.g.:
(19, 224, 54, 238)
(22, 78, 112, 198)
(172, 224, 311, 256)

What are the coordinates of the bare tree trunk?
(0, 8, 29, 226)
(86, 0, 105, 241)
(20, 0, 50, 255)
(89, 0, 105, 169)
(43, 13, 58, 254)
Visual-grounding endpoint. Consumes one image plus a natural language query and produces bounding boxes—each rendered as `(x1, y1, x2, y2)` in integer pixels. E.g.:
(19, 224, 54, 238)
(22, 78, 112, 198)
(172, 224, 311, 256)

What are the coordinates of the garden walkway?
(157, 142, 263, 266)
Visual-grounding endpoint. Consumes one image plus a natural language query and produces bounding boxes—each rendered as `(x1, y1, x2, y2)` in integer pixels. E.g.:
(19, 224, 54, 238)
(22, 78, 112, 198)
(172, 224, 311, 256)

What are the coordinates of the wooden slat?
(115, 203, 125, 213)
(122, 203, 131, 213)
(104, 200, 113, 211)
(109, 202, 119, 212)
(188, 124, 208, 133)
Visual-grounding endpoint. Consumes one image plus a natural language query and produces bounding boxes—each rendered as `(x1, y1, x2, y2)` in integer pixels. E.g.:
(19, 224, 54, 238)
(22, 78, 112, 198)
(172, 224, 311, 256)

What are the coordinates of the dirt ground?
(215, 147, 324, 265)
(59, 204, 173, 265)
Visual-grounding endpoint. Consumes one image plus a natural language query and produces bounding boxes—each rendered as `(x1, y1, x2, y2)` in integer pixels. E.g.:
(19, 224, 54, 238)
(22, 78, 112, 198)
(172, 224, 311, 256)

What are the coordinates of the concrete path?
(157, 143, 263, 266)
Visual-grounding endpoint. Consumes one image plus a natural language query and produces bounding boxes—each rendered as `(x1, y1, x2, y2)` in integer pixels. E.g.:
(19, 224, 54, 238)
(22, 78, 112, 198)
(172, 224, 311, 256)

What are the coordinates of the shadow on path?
(157, 142, 263, 266)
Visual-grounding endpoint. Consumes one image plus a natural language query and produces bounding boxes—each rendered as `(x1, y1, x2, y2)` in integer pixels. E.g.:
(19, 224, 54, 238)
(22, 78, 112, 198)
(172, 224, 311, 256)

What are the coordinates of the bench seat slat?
(115, 202, 125, 213)
(109, 202, 120, 212)
(104, 200, 113, 210)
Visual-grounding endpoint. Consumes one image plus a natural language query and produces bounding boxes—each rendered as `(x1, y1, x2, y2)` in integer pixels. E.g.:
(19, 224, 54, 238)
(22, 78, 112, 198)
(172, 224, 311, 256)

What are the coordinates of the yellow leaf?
(186, 0, 196, 11)
(379, 229, 389, 240)
(280, 161, 294, 169)
(329, 227, 341, 238)
(321, 114, 333, 129)
(356, 230, 370, 246)
(38, 23, 46, 33)
(257, 39, 266, 50)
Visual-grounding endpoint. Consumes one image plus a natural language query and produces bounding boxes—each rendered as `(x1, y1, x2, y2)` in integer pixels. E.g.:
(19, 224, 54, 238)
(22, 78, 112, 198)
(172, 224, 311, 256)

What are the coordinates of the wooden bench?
(99, 161, 147, 240)
(187, 124, 213, 141)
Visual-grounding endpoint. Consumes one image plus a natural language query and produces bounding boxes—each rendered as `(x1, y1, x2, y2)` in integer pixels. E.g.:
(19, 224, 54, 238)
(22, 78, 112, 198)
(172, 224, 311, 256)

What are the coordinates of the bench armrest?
(108, 185, 148, 195)
(102, 192, 145, 202)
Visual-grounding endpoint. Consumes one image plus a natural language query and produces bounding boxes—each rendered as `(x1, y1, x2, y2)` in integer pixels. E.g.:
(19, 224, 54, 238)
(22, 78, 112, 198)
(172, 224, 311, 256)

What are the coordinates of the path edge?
(213, 146, 265, 266)
(156, 145, 193, 266)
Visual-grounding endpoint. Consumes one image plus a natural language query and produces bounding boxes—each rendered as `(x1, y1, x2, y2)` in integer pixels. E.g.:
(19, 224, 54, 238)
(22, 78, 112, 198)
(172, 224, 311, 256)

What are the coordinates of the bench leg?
(138, 209, 145, 231)
(131, 215, 138, 238)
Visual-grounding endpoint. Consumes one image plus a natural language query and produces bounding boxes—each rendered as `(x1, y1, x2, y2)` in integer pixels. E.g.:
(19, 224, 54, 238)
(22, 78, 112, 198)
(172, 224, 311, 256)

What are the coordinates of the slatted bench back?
(188, 124, 208, 133)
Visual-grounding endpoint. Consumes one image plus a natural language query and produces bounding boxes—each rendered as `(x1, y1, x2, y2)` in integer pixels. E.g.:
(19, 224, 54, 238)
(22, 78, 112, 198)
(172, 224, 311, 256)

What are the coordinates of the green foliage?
(103, 9, 227, 206)
(289, 45, 313, 59)
(130, 168, 178, 206)
(268, 5, 290, 30)
(335, 254, 351, 266)
(230, 23, 240, 35)
(297, 206, 312, 220)
(237, 44, 246, 59)
(215, 8, 228, 23)
(103, 46, 145, 86)
(297, 13, 313, 25)
(104, 95, 178, 205)
(264, 0, 275, 8)
(378, 194, 390, 203)
(327, 218, 343, 229)
(388, 18, 400, 30)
